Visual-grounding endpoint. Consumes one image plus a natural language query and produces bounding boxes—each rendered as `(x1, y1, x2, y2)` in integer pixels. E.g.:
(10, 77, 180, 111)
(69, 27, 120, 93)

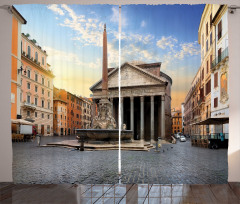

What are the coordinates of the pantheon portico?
(90, 62, 172, 142)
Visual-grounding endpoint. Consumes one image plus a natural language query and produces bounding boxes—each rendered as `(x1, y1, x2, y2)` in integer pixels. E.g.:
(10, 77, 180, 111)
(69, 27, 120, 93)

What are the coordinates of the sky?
(15, 4, 205, 110)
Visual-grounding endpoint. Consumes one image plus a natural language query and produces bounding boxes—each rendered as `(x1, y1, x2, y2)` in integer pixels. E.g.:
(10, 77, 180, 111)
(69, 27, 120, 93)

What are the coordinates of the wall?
(0, 0, 240, 182)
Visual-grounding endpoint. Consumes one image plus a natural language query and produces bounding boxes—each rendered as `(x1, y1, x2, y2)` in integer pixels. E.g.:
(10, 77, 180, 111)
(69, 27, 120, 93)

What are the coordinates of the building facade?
(53, 98, 67, 136)
(20, 33, 54, 136)
(11, 7, 26, 121)
(53, 87, 92, 135)
(210, 5, 229, 134)
(183, 4, 229, 137)
(171, 110, 182, 134)
(91, 62, 172, 141)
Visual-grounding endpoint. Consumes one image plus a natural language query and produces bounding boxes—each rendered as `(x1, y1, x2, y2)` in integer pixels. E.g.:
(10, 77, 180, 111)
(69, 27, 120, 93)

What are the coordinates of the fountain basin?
(76, 129, 133, 141)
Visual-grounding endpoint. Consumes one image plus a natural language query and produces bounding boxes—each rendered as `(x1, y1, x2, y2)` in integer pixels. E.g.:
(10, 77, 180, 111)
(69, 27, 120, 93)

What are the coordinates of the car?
(176, 132, 181, 139)
(180, 135, 186, 142)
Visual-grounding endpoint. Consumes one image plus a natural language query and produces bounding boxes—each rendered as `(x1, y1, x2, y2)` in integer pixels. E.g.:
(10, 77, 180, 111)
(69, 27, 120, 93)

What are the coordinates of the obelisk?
(102, 24, 108, 97)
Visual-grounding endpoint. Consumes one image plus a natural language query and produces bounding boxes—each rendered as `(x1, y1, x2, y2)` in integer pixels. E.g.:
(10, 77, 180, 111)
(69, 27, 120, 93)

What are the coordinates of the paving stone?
(12, 136, 227, 184)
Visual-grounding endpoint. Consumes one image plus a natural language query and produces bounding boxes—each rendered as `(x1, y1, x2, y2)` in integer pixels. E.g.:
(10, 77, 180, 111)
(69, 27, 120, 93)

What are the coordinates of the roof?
(90, 62, 170, 91)
(12, 6, 27, 24)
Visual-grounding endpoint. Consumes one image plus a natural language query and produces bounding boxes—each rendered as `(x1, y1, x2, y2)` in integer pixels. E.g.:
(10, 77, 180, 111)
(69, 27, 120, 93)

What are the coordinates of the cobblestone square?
(13, 136, 227, 184)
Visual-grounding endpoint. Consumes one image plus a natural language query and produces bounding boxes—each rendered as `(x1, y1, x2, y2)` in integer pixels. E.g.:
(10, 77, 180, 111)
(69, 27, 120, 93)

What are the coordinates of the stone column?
(140, 96, 144, 141)
(130, 96, 134, 139)
(161, 95, 165, 139)
(151, 96, 155, 144)
(121, 97, 124, 128)
(92, 99, 96, 118)
(158, 96, 161, 138)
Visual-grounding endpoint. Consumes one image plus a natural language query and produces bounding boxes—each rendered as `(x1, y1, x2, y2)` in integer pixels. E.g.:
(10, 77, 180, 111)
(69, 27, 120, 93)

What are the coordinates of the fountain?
(76, 24, 133, 142)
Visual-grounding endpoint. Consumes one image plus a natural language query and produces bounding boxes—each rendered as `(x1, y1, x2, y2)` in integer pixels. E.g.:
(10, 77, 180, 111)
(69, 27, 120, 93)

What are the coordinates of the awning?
(11, 119, 34, 125)
(192, 117, 229, 125)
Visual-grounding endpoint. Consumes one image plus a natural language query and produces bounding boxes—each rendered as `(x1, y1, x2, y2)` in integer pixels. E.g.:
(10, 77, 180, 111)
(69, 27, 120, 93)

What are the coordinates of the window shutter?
(214, 97, 218, 108)
(210, 55, 212, 69)
(214, 72, 218, 88)
(218, 20, 222, 40)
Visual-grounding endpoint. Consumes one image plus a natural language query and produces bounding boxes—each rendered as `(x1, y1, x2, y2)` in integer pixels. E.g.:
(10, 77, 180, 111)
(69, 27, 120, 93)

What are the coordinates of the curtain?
(11, 4, 228, 185)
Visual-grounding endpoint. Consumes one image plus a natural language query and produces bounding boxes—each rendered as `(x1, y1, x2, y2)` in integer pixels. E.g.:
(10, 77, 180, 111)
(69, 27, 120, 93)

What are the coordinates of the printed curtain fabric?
(11, 4, 229, 184)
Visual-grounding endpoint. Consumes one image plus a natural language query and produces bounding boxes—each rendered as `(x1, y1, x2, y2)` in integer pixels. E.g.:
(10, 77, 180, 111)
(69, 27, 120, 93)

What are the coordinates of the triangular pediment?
(91, 63, 166, 91)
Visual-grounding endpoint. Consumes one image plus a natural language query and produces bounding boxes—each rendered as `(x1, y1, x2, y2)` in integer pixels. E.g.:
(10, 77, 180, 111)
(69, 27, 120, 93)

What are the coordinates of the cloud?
(44, 46, 101, 70)
(55, 4, 103, 47)
(47, 4, 64, 16)
(110, 7, 127, 27)
(141, 20, 146, 27)
(156, 36, 178, 50)
(174, 41, 200, 60)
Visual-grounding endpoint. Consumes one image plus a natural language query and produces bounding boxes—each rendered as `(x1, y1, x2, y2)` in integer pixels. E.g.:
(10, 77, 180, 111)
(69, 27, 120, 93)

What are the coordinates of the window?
(42, 100, 44, 108)
(210, 32, 212, 45)
(48, 81, 50, 88)
(35, 112, 37, 117)
(206, 40, 208, 52)
(27, 70, 31, 78)
(47, 125, 50, 134)
(42, 88, 44, 95)
(55, 114, 57, 119)
(61, 115, 62, 119)
(35, 52, 38, 61)
(218, 20, 222, 40)
(48, 115, 50, 119)
(210, 13, 212, 26)
(42, 113, 44, 118)
(27, 82, 30, 89)
(214, 72, 218, 88)
(210, 55, 212, 69)
(205, 79, 211, 95)
(214, 97, 218, 108)
(206, 22, 208, 36)
(42, 57, 44, 65)
(42, 77, 44, 85)
(48, 91, 50, 97)
(27, 111, 30, 117)
(206, 60, 209, 74)
(218, 48, 222, 62)
(48, 101, 50, 109)
(35, 73, 38, 82)
(27, 95, 30, 103)
(202, 35, 204, 47)
(35, 86, 38, 92)
(202, 68, 204, 80)
(27, 46, 31, 58)
(35, 97, 38, 106)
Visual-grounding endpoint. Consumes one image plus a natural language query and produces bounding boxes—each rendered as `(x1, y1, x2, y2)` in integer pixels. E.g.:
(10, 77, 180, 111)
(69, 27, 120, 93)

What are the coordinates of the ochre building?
(172, 111, 182, 134)
(53, 87, 92, 135)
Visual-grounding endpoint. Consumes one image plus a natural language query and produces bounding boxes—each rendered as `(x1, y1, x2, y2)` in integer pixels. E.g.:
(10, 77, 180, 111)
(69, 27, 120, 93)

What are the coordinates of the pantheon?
(90, 61, 172, 142)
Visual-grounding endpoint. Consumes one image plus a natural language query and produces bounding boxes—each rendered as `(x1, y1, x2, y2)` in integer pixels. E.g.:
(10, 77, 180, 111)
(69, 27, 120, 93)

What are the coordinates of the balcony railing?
(211, 47, 228, 69)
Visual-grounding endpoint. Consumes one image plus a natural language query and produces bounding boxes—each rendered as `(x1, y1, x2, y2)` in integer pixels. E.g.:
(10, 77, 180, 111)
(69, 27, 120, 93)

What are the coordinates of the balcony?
(211, 47, 229, 69)
(22, 102, 36, 110)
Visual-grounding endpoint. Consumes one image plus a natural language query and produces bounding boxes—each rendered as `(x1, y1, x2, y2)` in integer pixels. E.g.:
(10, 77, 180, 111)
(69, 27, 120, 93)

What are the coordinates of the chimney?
(102, 24, 108, 96)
